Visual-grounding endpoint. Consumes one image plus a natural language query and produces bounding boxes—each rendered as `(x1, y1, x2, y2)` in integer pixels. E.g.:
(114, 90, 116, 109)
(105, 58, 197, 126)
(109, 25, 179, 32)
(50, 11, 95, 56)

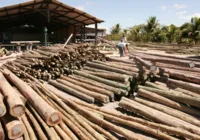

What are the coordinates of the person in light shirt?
(116, 40, 126, 57)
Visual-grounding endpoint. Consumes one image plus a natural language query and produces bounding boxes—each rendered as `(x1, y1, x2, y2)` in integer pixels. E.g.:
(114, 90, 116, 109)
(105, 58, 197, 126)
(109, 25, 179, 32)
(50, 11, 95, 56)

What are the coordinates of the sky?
(1, 0, 200, 32)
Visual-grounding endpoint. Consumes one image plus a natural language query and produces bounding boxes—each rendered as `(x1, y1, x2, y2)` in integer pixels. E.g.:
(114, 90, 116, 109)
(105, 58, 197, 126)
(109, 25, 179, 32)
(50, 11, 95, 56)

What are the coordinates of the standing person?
(116, 40, 126, 57)
(121, 34, 127, 42)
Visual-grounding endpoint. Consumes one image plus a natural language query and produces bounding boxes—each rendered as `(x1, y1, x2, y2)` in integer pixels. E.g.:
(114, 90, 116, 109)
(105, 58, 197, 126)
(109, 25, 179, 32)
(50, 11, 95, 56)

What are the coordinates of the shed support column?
(73, 26, 76, 43)
(95, 22, 98, 45)
(83, 25, 86, 41)
(81, 26, 83, 43)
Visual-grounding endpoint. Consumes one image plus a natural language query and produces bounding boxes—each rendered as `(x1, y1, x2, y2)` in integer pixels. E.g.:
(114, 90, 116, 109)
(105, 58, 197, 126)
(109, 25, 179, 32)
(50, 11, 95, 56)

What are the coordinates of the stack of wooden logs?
(5, 44, 106, 81)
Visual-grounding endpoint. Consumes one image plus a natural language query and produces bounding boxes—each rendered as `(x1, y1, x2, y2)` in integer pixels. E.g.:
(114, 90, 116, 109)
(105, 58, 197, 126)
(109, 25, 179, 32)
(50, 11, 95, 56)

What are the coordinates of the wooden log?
(2, 69, 62, 126)
(0, 93, 6, 117)
(130, 54, 195, 68)
(49, 80, 95, 103)
(106, 56, 136, 65)
(92, 60, 138, 72)
(0, 72, 25, 117)
(80, 116, 118, 140)
(86, 61, 134, 75)
(57, 79, 110, 103)
(20, 114, 37, 140)
(1, 112, 24, 139)
(49, 127, 61, 140)
(156, 62, 200, 73)
(60, 75, 114, 100)
(48, 99, 91, 140)
(85, 107, 178, 140)
(83, 70, 130, 83)
(12, 87, 27, 105)
(19, 117, 30, 140)
(54, 125, 71, 140)
(69, 75, 124, 95)
(144, 81, 169, 90)
(137, 88, 200, 117)
(133, 56, 157, 71)
(160, 68, 200, 84)
(64, 99, 146, 140)
(27, 104, 57, 140)
(119, 97, 200, 135)
(44, 83, 98, 110)
(0, 121, 5, 140)
(95, 107, 200, 140)
(73, 70, 130, 93)
(134, 97, 200, 127)
(59, 121, 78, 140)
(166, 78, 200, 93)
(25, 108, 48, 140)
(47, 93, 106, 140)
(139, 85, 200, 108)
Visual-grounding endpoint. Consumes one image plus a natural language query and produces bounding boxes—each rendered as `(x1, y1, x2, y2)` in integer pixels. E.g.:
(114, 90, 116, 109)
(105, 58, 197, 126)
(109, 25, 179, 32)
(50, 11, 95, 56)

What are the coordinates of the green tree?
(180, 17, 200, 44)
(110, 24, 122, 34)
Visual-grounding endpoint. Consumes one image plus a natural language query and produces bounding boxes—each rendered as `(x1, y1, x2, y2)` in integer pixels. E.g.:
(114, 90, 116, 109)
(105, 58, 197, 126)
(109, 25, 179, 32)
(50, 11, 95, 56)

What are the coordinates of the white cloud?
(160, 5, 167, 11)
(176, 11, 187, 16)
(173, 4, 186, 9)
(76, 6, 85, 11)
(179, 13, 200, 20)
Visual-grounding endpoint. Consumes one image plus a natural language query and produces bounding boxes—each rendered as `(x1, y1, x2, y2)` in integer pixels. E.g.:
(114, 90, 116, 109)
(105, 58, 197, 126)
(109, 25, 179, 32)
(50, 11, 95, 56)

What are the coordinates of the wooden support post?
(80, 26, 83, 43)
(83, 25, 86, 41)
(73, 26, 76, 43)
(95, 22, 98, 45)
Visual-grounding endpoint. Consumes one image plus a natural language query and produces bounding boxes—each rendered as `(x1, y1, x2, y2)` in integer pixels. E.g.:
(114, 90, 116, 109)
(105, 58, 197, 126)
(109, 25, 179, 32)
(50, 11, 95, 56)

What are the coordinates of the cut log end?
(11, 105, 25, 117)
(47, 112, 62, 126)
(7, 121, 25, 139)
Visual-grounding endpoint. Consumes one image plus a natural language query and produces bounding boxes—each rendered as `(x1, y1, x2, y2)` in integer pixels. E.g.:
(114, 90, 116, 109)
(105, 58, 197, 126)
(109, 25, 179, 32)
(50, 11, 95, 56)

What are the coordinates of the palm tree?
(145, 16, 159, 33)
(180, 17, 200, 44)
(110, 24, 121, 34)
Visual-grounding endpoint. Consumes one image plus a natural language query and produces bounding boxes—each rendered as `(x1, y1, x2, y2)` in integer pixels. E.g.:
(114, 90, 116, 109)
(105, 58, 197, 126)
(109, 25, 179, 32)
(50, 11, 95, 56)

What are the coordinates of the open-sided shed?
(0, 0, 104, 44)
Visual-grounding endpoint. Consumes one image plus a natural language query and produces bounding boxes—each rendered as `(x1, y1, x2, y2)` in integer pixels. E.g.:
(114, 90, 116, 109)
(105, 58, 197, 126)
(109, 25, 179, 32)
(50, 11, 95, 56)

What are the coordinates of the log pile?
(0, 44, 200, 139)
(7, 44, 106, 81)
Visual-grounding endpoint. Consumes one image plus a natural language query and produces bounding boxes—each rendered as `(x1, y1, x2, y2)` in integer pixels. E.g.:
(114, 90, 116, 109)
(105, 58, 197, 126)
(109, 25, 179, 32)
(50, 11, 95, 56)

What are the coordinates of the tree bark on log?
(133, 56, 157, 71)
(0, 72, 24, 117)
(139, 85, 200, 108)
(49, 80, 95, 103)
(27, 104, 57, 140)
(57, 79, 110, 103)
(134, 97, 200, 127)
(1, 68, 61, 126)
(25, 108, 48, 140)
(20, 114, 37, 140)
(0, 93, 6, 117)
(84, 105, 200, 140)
(119, 97, 200, 135)
(69, 75, 123, 95)
(159, 68, 200, 84)
(73, 70, 130, 93)
(0, 121, 5, 140)
(137, 88, 200, 117)
(64, 99, 146, 140)
(83, 70, 130, 83)
(59, 121, 79, 140)
(54, 125, 71, 140)
(60, 75, 114, 100)
(166, 78, 200, 93)
(85, 106, 177, 140)
(86, 61, 135, 75)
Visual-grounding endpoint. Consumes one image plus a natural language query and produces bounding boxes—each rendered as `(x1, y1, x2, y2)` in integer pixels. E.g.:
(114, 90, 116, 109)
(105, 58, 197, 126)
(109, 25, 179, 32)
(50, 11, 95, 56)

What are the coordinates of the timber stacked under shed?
(0, 43, 199, 140)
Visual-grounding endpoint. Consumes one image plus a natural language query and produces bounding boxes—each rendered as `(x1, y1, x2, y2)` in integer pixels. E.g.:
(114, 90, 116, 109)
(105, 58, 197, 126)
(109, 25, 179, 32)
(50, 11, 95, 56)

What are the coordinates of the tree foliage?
(127, 16, 200, 44)
(110, 24, 122, 34)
